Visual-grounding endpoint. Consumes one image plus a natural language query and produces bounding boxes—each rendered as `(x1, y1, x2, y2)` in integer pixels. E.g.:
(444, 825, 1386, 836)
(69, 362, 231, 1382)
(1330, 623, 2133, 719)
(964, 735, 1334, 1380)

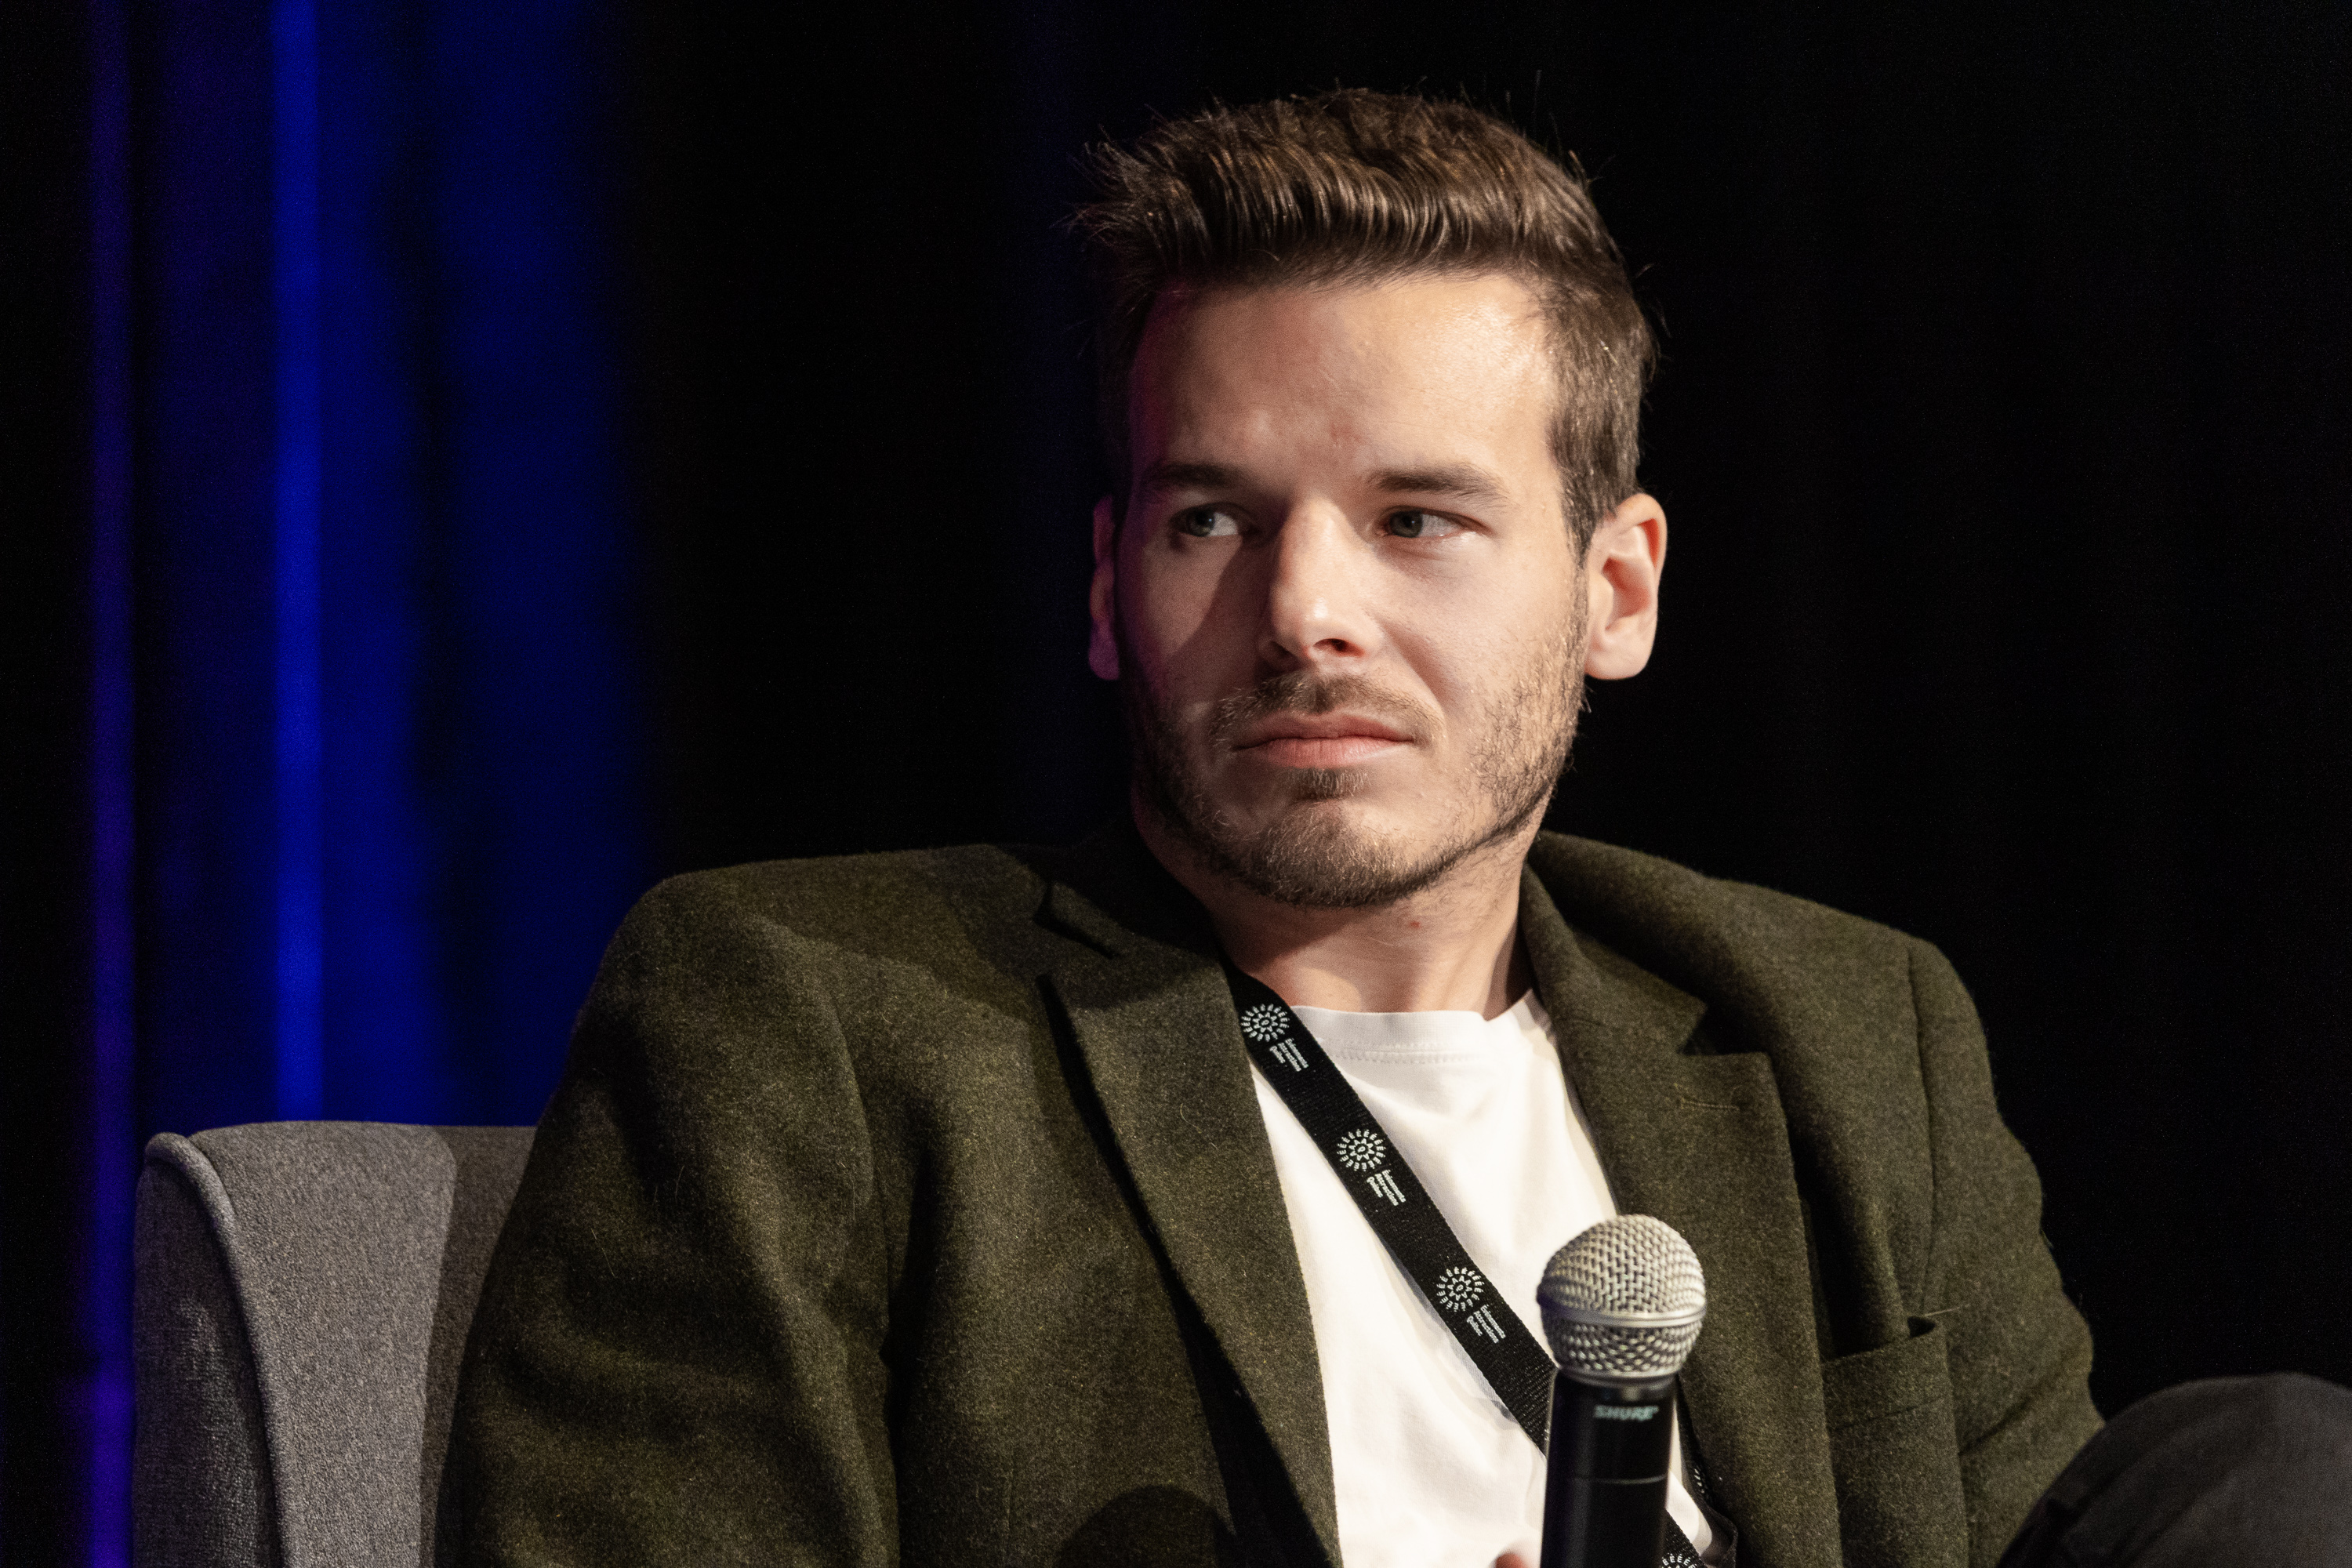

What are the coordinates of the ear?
(1582, 492, 1667, 681)
(1087, 495, 1121, 681)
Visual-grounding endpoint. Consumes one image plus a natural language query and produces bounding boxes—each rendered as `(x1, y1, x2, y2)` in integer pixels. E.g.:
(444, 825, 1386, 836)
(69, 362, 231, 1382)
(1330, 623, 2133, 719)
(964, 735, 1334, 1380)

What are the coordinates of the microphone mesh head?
(1537, 1214, 1706, 1378)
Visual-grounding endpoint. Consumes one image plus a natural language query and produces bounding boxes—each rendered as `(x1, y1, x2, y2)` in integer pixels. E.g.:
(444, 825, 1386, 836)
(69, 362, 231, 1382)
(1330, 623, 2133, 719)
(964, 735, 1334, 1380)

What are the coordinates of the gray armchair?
(132, 1122, 534, 1567)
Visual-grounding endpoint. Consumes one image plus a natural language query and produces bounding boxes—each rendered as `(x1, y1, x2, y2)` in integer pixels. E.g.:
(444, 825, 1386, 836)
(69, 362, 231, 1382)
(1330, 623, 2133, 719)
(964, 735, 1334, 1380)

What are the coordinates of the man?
(450, 91, 2338, 1566)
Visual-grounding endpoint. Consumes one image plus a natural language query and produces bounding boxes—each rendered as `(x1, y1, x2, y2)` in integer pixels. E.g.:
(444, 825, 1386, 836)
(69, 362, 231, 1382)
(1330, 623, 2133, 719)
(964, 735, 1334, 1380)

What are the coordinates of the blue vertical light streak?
(86, 0, 137, 1555)
(271, 0, 325, 1121)
(67, 0, 639, 1545)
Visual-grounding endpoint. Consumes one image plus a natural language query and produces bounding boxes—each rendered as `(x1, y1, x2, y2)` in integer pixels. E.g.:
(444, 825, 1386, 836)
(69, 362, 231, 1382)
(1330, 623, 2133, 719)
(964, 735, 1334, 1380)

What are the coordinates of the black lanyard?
(1225, 963, 1713, 1567)
(1225, 962, 1557, 1446)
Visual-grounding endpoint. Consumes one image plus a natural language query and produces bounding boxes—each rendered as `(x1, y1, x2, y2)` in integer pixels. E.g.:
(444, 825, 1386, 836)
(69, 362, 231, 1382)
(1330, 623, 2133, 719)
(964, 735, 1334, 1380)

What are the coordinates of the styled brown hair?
(1074, 89, 1655, 548)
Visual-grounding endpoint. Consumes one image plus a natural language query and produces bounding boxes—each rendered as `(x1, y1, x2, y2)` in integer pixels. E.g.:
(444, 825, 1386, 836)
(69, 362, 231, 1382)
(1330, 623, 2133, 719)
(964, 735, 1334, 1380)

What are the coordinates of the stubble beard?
(1123, 616, 1587, 911)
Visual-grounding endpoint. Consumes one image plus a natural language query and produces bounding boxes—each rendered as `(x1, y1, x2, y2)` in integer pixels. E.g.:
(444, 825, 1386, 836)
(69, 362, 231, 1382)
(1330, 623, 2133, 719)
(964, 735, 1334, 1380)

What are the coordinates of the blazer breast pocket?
(1821, 1316, 1967, 1568)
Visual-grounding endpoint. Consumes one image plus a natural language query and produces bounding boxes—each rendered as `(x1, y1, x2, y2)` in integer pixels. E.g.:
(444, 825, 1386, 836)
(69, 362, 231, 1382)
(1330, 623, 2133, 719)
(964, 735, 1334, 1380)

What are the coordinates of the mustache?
(1207, 671, 1436, 747)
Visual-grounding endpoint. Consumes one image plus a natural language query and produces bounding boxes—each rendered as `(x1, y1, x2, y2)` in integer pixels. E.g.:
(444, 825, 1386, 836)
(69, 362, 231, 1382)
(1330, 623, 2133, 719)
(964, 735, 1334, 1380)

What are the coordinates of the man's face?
(1089, 272, 1602, 909)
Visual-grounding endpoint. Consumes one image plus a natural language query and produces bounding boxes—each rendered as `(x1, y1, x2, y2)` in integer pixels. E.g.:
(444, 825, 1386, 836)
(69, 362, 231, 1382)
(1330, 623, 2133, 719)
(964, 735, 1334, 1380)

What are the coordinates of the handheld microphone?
(1536, 1215, 1708, 1568)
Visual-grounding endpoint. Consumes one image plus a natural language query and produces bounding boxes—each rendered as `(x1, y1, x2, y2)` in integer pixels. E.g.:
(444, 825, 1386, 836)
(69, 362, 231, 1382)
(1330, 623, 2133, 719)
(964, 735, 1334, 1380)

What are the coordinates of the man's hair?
(1074, 88, 1655, 549)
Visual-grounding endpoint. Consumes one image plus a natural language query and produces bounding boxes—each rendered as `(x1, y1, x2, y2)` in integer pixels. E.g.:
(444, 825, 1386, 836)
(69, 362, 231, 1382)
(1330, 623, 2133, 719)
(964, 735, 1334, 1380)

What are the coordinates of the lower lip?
(1244, 735, 1407, 768)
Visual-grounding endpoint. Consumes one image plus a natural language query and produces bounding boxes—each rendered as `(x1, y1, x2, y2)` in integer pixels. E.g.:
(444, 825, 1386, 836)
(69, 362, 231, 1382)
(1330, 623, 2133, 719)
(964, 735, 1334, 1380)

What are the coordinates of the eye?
(1384, 509, 1465, 540)
(1174, 506, 1243, 539)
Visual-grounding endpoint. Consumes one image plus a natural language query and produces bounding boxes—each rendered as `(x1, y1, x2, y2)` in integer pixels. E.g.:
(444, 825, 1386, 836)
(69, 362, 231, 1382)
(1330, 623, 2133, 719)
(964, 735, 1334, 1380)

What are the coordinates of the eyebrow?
(1134, 460, 1247, 498)
(1134, 459, 1510, 509)
(1371, 464, 1510, 508)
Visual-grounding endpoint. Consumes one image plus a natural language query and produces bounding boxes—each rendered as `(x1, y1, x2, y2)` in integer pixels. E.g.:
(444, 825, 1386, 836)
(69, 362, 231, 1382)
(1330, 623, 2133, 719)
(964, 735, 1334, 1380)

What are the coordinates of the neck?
(1135, 800, 1537, 1018)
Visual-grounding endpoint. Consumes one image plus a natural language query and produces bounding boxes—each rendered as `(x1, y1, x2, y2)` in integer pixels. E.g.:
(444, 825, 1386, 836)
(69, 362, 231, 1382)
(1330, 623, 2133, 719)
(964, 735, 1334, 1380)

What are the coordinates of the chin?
(1272, 764, 1374, 805)
(1224, 772, 1400, 843)
(1185, 793, 1458, 911)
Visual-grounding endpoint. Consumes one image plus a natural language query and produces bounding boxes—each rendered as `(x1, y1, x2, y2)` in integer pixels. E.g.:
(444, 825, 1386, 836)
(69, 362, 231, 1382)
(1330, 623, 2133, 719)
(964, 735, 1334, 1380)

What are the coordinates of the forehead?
(1125, 272, 1559, 484)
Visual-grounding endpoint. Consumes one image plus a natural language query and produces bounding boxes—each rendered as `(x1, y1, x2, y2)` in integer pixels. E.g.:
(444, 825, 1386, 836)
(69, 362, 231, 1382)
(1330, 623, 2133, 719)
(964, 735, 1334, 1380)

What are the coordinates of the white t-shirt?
(1250, 993, 1715, 1568)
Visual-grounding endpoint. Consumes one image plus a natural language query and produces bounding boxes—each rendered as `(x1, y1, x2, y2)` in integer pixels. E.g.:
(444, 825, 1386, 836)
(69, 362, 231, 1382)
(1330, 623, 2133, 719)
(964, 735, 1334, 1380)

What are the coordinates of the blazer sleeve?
(1909, 938, 2103, 1568)
(450, 873, 900, 1566)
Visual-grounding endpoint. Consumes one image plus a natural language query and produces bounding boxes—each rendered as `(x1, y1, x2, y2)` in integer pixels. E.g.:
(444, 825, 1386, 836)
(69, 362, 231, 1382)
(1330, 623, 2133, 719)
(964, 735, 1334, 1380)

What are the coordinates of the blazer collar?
(1519, 862, 1842, 1568)
(1039, 821, 1341, 1566)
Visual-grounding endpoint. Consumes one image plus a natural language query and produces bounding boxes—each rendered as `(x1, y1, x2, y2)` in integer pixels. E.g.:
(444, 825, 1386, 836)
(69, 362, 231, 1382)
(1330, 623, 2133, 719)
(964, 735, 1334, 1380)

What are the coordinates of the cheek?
(1118, 554, 1186, 662)
(1406, 583, 1580, 710)
(1120, 546, 1254, 693)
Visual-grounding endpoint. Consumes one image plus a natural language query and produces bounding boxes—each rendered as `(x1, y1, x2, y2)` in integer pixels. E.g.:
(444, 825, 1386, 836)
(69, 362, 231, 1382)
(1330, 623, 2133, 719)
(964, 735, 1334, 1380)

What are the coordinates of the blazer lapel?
(1519, 869, 1843, 1568)
(1040, 848, 1340, 1567)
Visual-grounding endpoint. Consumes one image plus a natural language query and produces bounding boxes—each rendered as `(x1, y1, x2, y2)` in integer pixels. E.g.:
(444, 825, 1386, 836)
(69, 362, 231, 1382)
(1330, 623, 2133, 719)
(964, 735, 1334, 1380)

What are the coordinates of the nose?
(1258, 504, 1379, 672)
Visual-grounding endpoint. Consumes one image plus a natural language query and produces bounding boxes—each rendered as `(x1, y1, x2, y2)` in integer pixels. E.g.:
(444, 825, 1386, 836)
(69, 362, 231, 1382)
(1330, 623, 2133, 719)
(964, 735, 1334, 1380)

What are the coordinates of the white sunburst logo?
(1334, 1128, 1387, 1172)
(1435, 1265, 1485, 1314)
(1239, 1004, 1291, 1044)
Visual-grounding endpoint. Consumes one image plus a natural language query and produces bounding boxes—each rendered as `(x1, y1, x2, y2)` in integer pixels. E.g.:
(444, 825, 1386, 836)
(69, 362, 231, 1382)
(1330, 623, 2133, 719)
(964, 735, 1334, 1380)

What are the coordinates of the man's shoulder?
(568, 844, 1116, 1052)
(644, 841, 1052, 920)
(1526, 830, 1948, 1035)
(1530, 831, 1915, 954)
(617, 841, 1072, 960)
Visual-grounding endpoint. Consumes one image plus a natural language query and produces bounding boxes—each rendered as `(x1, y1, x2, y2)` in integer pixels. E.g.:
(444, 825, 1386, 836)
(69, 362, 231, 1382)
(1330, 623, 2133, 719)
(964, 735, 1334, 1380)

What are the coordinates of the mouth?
(1229, 712, 1414, 770)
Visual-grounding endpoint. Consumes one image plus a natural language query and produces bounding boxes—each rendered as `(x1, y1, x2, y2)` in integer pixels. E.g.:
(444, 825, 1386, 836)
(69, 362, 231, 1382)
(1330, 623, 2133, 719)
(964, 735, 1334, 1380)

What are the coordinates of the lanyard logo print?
(1243, 1001, 1312, 1070)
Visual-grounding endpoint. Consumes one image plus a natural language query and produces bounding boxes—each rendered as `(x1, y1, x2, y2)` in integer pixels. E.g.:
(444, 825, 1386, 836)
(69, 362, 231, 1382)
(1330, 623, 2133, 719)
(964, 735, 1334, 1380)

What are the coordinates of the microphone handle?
(1540, 1370, 1677, 1568)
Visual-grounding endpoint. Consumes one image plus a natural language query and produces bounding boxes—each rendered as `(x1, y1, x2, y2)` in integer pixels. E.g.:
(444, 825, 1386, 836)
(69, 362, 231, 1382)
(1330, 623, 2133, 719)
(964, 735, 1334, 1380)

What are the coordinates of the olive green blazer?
(450, 826, 2098, 1567)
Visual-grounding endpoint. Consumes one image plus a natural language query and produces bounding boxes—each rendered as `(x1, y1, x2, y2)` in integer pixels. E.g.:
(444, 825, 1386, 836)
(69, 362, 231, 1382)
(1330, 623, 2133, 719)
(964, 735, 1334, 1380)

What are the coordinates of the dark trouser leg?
(1999, 1373, 2352, 1567)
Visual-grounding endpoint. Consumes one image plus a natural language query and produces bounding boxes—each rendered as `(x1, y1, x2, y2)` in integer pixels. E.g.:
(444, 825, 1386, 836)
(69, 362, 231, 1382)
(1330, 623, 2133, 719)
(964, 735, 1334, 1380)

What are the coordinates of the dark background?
(5, 0, 2347, 1558)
